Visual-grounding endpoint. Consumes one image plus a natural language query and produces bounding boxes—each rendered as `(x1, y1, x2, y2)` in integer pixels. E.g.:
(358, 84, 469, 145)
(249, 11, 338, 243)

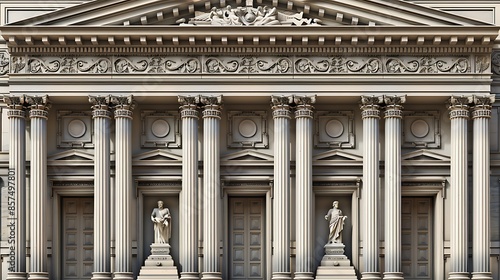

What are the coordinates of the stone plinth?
(137, 244, 179, 280)
(315, 244, 357, 280)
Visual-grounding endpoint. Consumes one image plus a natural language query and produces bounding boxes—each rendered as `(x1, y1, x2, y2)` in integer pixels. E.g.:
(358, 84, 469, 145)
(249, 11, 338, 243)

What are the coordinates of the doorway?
(61, 197, 94, 280)
(228, 197, 266, 280)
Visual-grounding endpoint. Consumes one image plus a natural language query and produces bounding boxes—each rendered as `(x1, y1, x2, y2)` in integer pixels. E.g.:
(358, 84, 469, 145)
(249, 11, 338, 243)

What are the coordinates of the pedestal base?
(272, 272, 292, 279)
(27, 272, 49, 280)
(471, 272, 492, 280)
(315, 244, 357, 280)
(6, 272, 27, 280)
(361, 272, 381, 280)
(201, 272, 222, 280)
(113, 272, 134, 280)
(383, 272, 404, 280)
(91, 272, 112, 280)
(137, 244, 179, 280)
(180, 272, 200, 280)
(449, 272, 470, 280)
(294, 272, 314, 279)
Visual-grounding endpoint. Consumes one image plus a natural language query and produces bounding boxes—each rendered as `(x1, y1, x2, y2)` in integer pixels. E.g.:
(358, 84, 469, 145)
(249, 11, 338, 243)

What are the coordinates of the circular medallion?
(410, 119, 429, 138)
(238, 119, 258, 138)
(67, 119, 86, 138)
(325, 119, 344, 138)
(151, 119, 170, 138)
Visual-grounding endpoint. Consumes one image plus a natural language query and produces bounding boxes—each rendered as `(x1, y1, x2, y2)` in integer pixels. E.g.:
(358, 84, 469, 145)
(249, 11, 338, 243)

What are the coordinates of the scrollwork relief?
(205, 56, 291, 74)
(295, 56, 381, 74)
(387, 56, 469, 74)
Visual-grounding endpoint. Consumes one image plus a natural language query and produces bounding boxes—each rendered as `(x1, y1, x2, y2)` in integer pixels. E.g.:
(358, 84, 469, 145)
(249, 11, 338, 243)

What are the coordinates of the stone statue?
(325, 201, 347, 244)
(151, 200, 171, 244)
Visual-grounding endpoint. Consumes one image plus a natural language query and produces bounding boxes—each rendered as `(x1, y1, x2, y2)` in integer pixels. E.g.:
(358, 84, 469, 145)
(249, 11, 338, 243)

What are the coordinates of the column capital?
(384, 95, 406, 119)
(111, 95, 135, 119)
(448, 96, 472, 119)
(201, 95, 222, 119)
(294, 95, 315, 119)
(26, 95, 50, 119)
(89, 95, 112, 118)
(179, 95, 200, 119)
(472, 95, 495, 119)
(4, 95, 27, 118)
(360, 95, 383, 119)
(271, 95, 293, 119)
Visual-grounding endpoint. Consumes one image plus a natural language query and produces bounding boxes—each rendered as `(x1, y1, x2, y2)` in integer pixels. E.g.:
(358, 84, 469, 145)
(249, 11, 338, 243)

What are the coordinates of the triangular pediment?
(48, 149, 94, 161)
(221, 150, 273, 161)
(133, 149, 182, 161)
(7, 0, 489, 27)
(402, 149, 450, 161)
(313, 150, 363, 161)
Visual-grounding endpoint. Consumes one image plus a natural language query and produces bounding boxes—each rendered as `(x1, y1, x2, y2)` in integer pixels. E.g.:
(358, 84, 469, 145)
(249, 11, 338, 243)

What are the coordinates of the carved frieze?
(227, 111, 268, 148)
(141, 110, 181, 148)
(0, 51, 9, 75)
(57, 111, 93, 148)
(7, 55, 484, 75)
(315, 111, 355, 149)
(403, 111, 441, 148)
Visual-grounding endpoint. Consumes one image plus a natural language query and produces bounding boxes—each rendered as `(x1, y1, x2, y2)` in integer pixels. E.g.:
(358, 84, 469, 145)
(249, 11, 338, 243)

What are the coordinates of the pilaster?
(5, 96, 27, 280)
(471, 95, 495, 280)
(294, 95, 315, 280)
(383, 95, 405, 280)
(360, 96, 382, 280)
(89, 96, 113, 280)
(112, 96, 135, 280)
(201, 95, 223, 280)
(26, 95, 50, 280)
(271, 95, 293, 280)
(448, 96, 472, 280)
(179, 96, 200, 280)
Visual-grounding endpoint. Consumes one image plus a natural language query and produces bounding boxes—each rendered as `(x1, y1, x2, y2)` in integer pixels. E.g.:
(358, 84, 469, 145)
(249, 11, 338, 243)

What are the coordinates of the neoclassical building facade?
(0, 0, 500, 280)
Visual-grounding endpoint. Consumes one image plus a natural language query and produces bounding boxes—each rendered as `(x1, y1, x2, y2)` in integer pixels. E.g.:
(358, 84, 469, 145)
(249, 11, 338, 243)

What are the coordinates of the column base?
(200, 272, 222, 280)
(471, 272, 492, 280)
(7, 272, 27, 280)
(113, 272, 134, 280)
(91, 272, 113, 280)
(448, 272, 470, 280)
(27, 272, 49, 280)
(272, 272, 292, 279)
(180, 272, 200, 279)
(294, 272, 314, 279)
(361, 272, 381, 280)
(383, 272, 404, 280)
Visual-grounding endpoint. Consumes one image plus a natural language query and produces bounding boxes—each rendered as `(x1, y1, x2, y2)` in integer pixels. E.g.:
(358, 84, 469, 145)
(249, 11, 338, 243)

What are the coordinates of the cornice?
(1, 26, 497, 55)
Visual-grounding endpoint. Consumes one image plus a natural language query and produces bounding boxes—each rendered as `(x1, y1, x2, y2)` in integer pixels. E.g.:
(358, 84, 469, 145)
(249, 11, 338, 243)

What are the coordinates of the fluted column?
(26, 95, 50, 280)
(5, 96, 27, 280)
(112, 96, 135, 280)
(294, 96, 315, 280)
(448, 96, 471, 280)
(201, 95, 222, 280)
(179, 96, 200, 280)
(360, 96, 382, 280)
(471, 95, 495, 280)
(271, 96, 293, 280)
(383, 95, 405, 280)
(89, 96, 112, 280)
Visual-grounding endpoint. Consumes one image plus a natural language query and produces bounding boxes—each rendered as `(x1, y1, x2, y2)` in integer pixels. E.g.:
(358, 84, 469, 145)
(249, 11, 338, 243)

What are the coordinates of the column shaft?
(179, 97, 200, 280)
(294, 97, 315, 280)
(448, 96, 470, 280)
(361, 96, 381, 280)
(113, 96, 134, 280)
(201, 96, 222, 280)
(27, 96, 50, 280)
(383, 96, 404, 280)
(472, 96, 494, 280)
(271, 96, 292, 280)
(90, 96, 112, 280)
(5, 96, 27, 280)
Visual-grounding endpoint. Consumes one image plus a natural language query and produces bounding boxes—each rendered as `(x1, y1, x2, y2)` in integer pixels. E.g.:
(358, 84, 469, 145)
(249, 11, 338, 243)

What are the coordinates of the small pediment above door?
(221, 150, 273, 161)
(313, 149, 363, 162)
(48, 149, 94, 161)
(133, 149, 182, 161)
(402, 149, 450, 162)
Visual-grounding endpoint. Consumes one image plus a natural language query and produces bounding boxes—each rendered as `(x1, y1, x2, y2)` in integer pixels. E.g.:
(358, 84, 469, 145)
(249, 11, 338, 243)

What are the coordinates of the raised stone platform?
(137, 244, 179, 280)
(315, 243, 357, 280)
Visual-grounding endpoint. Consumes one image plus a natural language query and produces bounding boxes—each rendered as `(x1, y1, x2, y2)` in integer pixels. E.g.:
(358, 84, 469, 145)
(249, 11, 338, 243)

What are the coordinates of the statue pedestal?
(315, 243, 357, 280)
(137, 243, 179, 280)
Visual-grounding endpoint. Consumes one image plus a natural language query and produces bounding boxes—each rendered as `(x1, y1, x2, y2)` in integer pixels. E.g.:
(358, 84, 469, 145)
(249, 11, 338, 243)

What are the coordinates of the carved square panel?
(141, 110, 180, 148)
(403, 111, 440, 148)
(57, 111, 93, 148)
(227, 111, 268, 148)
(250, 264, 261, 277)
(315, 111, 355, 148)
